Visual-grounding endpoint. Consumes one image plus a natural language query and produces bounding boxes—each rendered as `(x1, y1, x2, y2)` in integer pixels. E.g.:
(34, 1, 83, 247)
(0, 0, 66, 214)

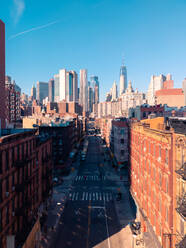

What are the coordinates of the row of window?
(0, 140, 34, 173)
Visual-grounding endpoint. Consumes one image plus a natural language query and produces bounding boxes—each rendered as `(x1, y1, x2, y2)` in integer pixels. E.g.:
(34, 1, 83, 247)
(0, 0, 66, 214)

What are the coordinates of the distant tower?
(48, 79, 55, 102)
(79, 69, 88, 112)
(70, 70, 78, 102)
(112, 81, 118, 101)
(119, 59, 127, 95)
(31, 84, 36, 100)
(90, 76, 99, 104)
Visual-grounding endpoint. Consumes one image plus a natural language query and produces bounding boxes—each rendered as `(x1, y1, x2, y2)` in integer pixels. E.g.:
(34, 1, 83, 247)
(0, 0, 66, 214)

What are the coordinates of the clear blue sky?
(1, 0, 186, 101)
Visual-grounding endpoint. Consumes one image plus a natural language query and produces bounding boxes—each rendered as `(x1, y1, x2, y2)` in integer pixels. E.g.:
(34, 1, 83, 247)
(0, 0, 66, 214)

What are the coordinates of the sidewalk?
(40, 169, 77, 247)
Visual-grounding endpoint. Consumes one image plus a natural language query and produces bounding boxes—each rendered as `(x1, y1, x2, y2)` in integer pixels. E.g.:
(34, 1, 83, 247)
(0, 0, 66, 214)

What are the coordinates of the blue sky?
(1, 0, 186, 101)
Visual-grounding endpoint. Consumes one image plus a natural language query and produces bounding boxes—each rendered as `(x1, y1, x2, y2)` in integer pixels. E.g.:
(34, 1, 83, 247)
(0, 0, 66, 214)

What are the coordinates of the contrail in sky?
(9, 20, 59, 40)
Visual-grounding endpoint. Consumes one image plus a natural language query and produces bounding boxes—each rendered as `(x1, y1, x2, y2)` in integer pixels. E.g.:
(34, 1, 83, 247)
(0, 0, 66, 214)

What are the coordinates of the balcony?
(175, 162, 186, 180)
(176, 193, 186, 218)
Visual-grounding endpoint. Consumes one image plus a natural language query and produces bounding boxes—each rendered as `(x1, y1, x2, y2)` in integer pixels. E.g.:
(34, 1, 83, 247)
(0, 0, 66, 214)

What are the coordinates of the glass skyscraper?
(119, 64, 127, 95)
(90, 76, 99, 104)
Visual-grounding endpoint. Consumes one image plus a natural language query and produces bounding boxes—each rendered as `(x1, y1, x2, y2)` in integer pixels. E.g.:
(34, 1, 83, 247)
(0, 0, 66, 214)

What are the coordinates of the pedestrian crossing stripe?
(68, 192, 113, 201)
(74, 175, 106, 181)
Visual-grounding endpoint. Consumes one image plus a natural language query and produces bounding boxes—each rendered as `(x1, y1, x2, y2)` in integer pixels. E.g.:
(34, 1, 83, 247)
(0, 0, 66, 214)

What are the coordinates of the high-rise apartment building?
(90, 76, 99, 104)
(36, 81, 48, 104)
(5, 76, 21, 124)
(48, 78, 55, 102)
(54, 74, 60, 102)
(0, 19, 5, 128)
(66, 71, 73, 102)
(31, 84, 36, 100)
(119, 64, 127, 95)
(79, 69, 88, 112)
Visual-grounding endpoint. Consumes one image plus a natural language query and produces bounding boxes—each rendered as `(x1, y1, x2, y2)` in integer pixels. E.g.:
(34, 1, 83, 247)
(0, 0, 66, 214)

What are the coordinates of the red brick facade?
(0, 130, 52, 247)
(130, 119, 175, 247)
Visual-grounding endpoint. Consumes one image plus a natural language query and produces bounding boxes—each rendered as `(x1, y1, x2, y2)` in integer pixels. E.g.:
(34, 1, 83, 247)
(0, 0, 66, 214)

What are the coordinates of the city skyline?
(1, 0, 186, 101)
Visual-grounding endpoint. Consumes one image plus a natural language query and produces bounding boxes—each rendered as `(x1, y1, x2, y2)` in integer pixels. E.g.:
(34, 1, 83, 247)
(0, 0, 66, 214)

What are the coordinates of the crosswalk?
(68, 192, 113, 202)
(74, 175, 106, 181)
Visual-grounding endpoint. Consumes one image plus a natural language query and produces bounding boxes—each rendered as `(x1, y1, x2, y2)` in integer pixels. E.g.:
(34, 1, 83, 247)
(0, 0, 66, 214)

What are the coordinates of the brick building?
(130, 117, 175, 248)
(156, 88, 185, 108)
(169, 118, 186, 247)
(5, 76, 21, 125)
(0, 129, 52, 247)
(0, 20, 5, 128)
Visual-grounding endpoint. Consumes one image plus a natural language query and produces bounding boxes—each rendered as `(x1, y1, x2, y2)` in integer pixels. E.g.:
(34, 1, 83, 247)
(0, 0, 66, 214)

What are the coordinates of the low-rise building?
(110, 118, 129, 166)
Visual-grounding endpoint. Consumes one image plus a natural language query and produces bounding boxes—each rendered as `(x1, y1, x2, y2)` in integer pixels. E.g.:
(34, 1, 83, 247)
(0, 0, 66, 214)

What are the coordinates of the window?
(6, 206, 9, 224)
(159, 196, 162, 212)
(159, 172, 162, 187)
(5, 150, 9, 171)
(17, 145, 20, 161)
(22, 144, 24, 159)
(6, 178, 9, 193)
(120, 139, 124, 144)
(165, 177, 168, 194)
(121, 150, 124, 156)
(159, 145, 161, 158)
(12, 173, 15, 186)
(120, 129, 125, 135)
(165, 149, 168, 164)
(26, 142, 28, 156)
(166, 207, 169, 223)
(12, 147, 14, 165)
(0, 152, 2, 174)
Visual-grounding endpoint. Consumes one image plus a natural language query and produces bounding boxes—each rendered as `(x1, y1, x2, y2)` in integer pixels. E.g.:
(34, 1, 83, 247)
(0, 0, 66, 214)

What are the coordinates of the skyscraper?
(88, 84, 93, 113)
(0, 19, 5, 128)
(79, 69, 88, 112)
(119, 63, 127, 95)
(70, 70, 78, 102)
(31, 84, 36, 100)
(36, 81, 48, 103)
(59, 69, 78, 102)
(54, 74, 60, 102)
(48, 78, 55, 102)
(90, 76, 99, 104)
(59, 69, 66, 101)
(111, 81, 118, 101)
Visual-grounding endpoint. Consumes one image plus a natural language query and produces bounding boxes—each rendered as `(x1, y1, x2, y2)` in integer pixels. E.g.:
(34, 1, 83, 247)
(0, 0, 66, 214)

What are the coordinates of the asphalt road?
(52, 135, 122, 248)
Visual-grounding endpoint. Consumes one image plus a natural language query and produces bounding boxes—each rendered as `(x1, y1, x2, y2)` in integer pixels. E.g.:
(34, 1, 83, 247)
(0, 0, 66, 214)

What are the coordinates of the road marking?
(86, 201, 91, 248)
(86, 192, 88, 201)
(104, 198, 111, 248)
(75, 192, 79, 201)
(72, 193, 75, 201)
(103, 193, 105, 201)
(96, 192, 98, 201)
(82, 192, 85, 201)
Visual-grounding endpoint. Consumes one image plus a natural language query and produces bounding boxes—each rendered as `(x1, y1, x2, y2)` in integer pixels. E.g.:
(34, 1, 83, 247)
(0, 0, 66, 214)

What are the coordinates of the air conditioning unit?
(157, 157, 161, 162)
(12, 212, 15, 216)
(6, 192, 9, 197)
(12, 186, 15, 191)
